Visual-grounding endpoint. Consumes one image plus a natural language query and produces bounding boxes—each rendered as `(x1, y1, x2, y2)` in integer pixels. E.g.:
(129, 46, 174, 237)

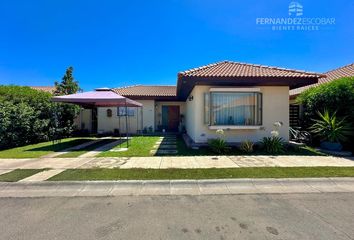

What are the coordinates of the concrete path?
(0, 155, 354, 172)
(0, 178, 353, 197)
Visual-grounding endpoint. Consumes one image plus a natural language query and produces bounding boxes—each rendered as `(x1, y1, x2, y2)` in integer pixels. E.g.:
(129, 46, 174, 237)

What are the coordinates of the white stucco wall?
(96, 100, 154, 134)
(185, 85, 290, 143)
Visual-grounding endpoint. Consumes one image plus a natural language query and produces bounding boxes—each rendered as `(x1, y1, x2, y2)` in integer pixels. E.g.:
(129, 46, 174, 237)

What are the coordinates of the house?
(289, 63, 354, 127)
(77, 61, 322, 144)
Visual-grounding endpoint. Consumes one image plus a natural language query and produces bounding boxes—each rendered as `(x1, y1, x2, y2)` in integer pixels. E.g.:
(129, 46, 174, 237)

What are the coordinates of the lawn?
(57, 139, 118, 158)
(48, 167, 354, 181)
(98, 136, 160, 157)
(97, 135, 324, 157)
(0, 169, 46, 182)
(0, 138, 93, 158)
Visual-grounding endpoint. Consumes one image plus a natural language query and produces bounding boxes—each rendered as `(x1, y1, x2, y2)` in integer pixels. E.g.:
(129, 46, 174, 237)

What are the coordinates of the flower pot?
(320, 141, 343, 151)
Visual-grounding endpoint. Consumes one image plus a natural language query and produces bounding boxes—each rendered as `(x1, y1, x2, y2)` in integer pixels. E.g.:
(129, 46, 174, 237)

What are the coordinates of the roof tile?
(290, 63, 354, 97)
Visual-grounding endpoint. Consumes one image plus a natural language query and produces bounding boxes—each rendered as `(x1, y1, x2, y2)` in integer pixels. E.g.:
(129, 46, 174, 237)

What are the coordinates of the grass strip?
(0, 169, 46, 182)
(48, 167, 354, 181)
(0, 138, 93, 158)
(98, 136, 160, 157)
(57, 139, 118, 158)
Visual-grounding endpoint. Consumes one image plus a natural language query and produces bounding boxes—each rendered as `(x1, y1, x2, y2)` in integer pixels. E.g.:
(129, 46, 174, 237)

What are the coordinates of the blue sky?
(0, 0, 353, 91)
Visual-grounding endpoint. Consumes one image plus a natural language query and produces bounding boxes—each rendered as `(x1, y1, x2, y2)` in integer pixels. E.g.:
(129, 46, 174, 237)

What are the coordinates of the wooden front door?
(162, 106, 180, 131)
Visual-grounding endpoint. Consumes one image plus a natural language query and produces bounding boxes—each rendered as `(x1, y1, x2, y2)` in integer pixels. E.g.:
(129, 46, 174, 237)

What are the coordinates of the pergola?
(52, 89, 143, 148)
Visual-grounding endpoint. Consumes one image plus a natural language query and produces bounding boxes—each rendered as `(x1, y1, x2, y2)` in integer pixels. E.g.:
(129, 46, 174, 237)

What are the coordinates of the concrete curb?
(0, 178, 353, 197)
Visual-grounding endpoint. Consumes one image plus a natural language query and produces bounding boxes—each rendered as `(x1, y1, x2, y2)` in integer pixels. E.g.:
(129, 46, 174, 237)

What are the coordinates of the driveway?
(0, 193, 353, 240)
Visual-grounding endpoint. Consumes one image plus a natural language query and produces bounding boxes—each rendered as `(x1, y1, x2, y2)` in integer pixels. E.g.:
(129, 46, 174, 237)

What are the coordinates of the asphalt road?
(0, 193, 353, 240)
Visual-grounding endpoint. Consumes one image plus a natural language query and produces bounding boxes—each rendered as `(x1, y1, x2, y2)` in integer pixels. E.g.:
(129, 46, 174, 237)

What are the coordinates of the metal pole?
(125, 99, 129, 148)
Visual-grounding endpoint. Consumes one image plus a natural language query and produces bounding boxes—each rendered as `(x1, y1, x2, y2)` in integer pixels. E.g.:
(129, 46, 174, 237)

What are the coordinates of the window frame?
(206, 91, 263, 127)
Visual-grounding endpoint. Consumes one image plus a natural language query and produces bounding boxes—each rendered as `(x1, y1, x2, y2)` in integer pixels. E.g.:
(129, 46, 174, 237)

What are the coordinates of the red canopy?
(52, 89, 142, 107)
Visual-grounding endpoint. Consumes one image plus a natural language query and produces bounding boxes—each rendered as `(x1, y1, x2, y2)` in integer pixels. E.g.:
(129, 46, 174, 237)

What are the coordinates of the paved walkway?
(1, 178, 354, 197)
(150, 135, 178, 155)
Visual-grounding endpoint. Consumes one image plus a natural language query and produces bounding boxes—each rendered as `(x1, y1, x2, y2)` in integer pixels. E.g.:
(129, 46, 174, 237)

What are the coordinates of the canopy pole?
(125, 99, 129, 148)
(118, 108, 121, 144)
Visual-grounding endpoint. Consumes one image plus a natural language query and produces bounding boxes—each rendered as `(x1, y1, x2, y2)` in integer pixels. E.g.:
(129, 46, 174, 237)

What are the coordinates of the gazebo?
(52, 88, 143, 148)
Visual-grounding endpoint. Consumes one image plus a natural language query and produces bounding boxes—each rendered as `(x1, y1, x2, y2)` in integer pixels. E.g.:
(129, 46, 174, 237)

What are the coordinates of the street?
(1, 193, 353, 240)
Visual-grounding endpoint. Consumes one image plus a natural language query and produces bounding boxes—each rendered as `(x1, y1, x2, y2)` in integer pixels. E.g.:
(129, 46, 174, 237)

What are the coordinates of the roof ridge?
(226, 61, 324, 77)
(179, 60, 324, 77)
(325, 62, 354, 74)
(112, 84, 142, 90)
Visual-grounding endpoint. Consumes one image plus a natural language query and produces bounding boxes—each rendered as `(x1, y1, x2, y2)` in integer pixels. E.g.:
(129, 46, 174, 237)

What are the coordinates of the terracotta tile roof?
(30, 86, 56, 93)
(178, 60, 324, 78)
(290, 63, 354, 98)
(112, 85, 177, 97)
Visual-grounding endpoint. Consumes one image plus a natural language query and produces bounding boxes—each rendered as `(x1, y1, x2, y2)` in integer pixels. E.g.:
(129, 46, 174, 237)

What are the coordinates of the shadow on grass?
(26, 139, 91, 152)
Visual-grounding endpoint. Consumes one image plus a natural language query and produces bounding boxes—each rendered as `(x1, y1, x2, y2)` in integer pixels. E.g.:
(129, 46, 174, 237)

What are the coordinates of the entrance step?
(158, 145, 177, 149)
(156, 150, 178, 155)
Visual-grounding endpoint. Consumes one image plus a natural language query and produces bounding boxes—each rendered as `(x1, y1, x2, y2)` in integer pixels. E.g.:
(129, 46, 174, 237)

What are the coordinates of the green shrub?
(261, 136, 285, 154)
(297, 77, 354, 129)
(240, 140, 254, 153)
(309, 110, 353, 143)
(208, 138, 230, 154)
(0, 85, 79, 149)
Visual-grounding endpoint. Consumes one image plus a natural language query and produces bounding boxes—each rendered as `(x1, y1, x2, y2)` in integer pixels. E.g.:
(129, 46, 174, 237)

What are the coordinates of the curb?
(0, 178, 353, 197)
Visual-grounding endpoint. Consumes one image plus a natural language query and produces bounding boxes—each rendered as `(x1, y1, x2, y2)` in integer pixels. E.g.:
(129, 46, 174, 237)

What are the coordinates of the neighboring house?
(289, 63, 354, 127)
(76, 61, 322, 144)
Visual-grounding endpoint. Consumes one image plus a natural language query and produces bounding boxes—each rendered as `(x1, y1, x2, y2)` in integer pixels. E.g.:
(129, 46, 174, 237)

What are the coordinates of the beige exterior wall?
(74, 108, 92, 132)
(185, 85, 290, 143)
(96, 100, 154, 134)
(154, 101, 186, 130)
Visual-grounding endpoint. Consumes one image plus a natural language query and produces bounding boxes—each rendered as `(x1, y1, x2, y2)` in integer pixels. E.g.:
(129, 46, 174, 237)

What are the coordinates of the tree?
(54, 66, 81, 95)
(53, 67, 81, 139)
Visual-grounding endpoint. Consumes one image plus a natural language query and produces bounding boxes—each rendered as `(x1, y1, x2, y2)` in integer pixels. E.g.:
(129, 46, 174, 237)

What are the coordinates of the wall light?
(188, 95, 194, 101)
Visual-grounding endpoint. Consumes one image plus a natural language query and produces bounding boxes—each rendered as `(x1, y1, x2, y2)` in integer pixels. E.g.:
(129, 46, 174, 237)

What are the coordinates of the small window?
(106, 109, 112, 117)
(117, 107, 135, 116)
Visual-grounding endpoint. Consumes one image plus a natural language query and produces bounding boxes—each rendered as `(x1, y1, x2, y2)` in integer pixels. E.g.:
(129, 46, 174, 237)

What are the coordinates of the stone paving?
(150, 135, 178, 155)
(41, 139, 100, 158)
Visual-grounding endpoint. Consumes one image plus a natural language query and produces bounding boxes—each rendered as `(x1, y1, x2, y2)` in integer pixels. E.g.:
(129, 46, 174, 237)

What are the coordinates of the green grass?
(0, 169, 46, 182)
(48, 167, 354, 181)
(98, 136, 160, 157)
(57, 139, 117, 158)
(0, 138, 93, 158)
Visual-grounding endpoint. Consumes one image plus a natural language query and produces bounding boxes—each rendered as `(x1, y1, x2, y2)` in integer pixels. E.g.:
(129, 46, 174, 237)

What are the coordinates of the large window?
(204, 92, 262, 126)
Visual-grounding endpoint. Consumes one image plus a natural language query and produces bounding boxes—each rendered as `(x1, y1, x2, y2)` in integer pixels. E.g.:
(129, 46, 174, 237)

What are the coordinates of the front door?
(162, 106, 180, 132)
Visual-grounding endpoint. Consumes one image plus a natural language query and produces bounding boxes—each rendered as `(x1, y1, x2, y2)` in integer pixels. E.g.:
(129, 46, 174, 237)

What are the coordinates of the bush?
(261, 136, 285, 154)
(208, 138, 229, 154)
(240, 140, 254, 153)
(297, 77, 354, 149)
(297, 77, 354, 129)
(309, 110, 353, 143)
(0, 85, 79, 149)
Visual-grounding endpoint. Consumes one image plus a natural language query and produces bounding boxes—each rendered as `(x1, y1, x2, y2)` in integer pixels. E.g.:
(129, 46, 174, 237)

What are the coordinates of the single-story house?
(76, 61, 323, 144)
(289, 63, 354, 127)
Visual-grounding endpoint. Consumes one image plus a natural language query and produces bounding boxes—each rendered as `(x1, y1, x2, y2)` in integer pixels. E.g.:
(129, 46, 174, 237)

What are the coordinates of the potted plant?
(309, 110, 353, 151)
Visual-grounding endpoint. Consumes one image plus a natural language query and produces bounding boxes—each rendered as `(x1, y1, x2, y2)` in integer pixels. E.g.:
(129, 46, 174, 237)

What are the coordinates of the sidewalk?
(1, 178, 353, 197)
(0, 155, 354, 170)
